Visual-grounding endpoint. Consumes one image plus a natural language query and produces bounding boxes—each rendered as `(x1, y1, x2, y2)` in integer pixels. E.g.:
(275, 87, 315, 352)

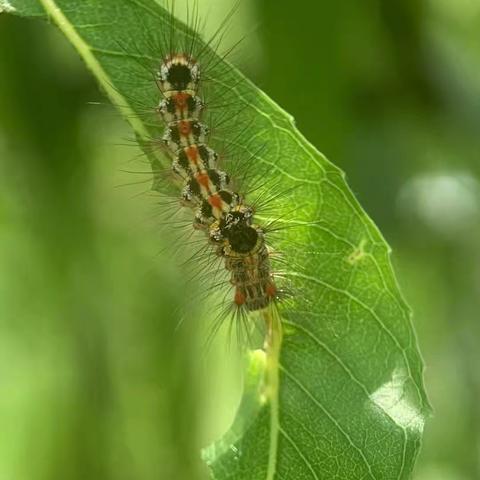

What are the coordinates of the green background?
(0, 0, 478, 479)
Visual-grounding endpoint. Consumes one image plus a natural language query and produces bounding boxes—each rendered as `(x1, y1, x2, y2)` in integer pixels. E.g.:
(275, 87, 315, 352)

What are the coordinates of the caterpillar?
(156, 48, 278, 313)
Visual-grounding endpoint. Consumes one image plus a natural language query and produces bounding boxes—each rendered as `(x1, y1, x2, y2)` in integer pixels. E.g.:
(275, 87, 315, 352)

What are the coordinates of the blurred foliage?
(0, 13, 211, 480)
(1, 0, 479, 479)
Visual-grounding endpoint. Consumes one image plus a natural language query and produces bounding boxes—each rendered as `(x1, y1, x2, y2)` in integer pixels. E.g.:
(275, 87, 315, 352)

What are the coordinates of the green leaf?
(5, 0, 431, 478)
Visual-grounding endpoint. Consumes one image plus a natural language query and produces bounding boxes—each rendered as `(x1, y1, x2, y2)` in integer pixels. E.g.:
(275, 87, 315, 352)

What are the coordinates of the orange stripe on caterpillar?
(158, 92, 204, 122)
(163, 120, 208, 152)
(173, 145, 218, 176)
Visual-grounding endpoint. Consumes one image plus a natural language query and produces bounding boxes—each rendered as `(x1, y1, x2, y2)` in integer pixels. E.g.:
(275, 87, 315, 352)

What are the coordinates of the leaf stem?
(263, 306, 283, 480)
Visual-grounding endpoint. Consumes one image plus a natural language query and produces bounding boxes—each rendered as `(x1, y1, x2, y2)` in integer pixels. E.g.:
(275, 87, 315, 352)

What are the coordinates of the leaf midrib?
(37, 0, 150, 143)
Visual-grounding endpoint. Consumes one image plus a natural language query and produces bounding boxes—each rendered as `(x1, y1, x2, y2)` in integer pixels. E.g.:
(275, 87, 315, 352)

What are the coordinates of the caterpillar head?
(219, 208, 260, 254)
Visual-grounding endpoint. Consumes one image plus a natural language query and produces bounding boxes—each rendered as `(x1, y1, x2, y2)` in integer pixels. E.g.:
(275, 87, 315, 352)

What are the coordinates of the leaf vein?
(279, 365, 377, 480)
(278, 426, 320, 480)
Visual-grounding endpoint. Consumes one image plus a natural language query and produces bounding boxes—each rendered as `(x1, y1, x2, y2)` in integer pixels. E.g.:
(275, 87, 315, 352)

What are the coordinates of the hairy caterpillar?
(106, 0, 291, 333)
(157, 50, 278, 312)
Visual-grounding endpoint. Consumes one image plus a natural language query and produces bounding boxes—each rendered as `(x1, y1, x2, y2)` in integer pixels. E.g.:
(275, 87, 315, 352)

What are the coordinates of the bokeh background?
(1, 0, 479, 479)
